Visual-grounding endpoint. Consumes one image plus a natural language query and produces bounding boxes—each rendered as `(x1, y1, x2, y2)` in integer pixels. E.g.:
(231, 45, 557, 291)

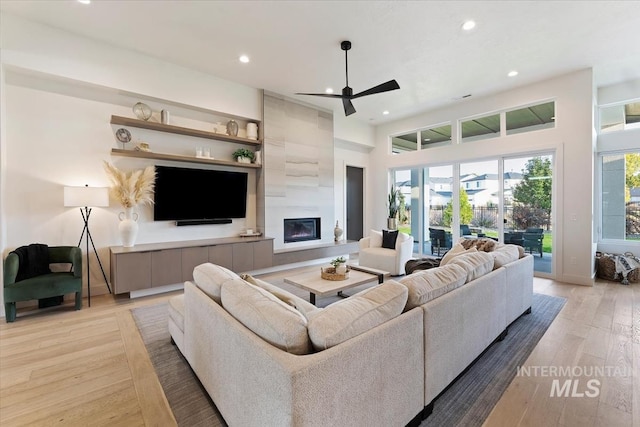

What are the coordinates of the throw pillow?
(369, 229, 383, 248)
(382, 230, 399, 249)
(399, 264, 468, 310)
(241, 274, 320, 319)
(307, 281, 408, 351)
(446, 251, 494, 283)
(192, 263, 240, 304)
(221, 278, 312, 355)
(459, 238, 497, 252)
(490, 244, 520, 269)
(440, 244, 477, 266)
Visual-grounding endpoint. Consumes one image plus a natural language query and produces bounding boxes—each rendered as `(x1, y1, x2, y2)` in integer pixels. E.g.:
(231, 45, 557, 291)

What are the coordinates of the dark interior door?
(346, 166, 364, 241)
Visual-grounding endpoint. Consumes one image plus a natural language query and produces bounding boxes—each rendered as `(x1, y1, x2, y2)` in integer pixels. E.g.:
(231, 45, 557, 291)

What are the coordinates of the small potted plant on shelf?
(232, 148, 255, 164)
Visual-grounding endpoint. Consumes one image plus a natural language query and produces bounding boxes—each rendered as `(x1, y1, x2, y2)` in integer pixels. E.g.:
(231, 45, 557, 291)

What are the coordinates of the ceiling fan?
(296, 40, 400, 116)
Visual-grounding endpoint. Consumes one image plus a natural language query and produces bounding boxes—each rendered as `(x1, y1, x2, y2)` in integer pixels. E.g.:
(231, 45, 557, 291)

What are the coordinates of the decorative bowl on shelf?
(133, 102, 152, 121)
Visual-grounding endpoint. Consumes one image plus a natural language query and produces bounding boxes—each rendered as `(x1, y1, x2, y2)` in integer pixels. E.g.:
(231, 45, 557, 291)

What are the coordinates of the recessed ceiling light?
(508, 70, 518, 77)
(78, 0, 91, 4)
(325, 88, 334, 94)
(239, 55, 250, 64)
(423, 138, 431, 142)
(382, 110, 390, 115)
(462, 20, 476, 31)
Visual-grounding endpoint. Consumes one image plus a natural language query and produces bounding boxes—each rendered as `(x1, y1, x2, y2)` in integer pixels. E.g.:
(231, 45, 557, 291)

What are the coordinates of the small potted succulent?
(330, 256, 348, 274)
(232, 148, 255, 164)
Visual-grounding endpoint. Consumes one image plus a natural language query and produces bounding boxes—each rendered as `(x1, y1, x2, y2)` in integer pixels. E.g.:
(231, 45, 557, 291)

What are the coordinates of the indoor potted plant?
(232, 148, 255, 164)
(330, 256, 348, 274)
(387, 185, 399, 230)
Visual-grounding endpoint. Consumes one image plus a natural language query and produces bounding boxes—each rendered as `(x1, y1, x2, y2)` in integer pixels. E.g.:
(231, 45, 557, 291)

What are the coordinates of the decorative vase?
(118, 207, 139, 247)
(226, 120, 239, 137)
(387, 217, 398, 230)
(246, 122, 258, 140)
(335, 264, 347, 274)
(334, 220, 343, 242)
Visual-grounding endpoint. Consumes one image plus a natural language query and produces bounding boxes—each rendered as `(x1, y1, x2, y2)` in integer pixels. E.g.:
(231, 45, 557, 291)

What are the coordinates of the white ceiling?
(2, 0, 640, 124)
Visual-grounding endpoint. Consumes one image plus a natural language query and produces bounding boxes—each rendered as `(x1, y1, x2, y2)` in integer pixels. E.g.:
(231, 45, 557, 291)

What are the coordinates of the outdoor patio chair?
(429, 228, 452, 257)
(504, 231, 524, 247)
(523, 229, 544, 257)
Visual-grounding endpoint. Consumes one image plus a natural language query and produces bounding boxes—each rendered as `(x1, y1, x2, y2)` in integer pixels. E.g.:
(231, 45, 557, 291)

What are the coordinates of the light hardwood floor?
(1, 274, 638, 427)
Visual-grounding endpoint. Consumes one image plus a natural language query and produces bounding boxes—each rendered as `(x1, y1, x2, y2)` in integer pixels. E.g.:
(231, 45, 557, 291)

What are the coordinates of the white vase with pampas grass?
(104, 162, 155, 247)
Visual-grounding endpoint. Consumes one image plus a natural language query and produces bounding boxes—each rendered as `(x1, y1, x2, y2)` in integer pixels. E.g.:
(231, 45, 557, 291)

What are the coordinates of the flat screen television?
(154, 165, 248, 221)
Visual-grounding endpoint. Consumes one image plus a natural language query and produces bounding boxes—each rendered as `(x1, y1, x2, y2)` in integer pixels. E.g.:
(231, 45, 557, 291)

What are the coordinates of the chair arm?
(49, 246, 83, 278)
(359, 236, 371, 250)
(4, 253, 19, 286)
(396, 234, 414, 262)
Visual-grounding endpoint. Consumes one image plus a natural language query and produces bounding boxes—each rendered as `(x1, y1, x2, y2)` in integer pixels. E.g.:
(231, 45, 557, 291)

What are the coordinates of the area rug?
(131, 292, 565, 427)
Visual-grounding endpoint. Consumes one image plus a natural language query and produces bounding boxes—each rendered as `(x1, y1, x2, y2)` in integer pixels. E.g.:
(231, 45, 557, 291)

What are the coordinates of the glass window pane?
(506, 101, 555, 135)
(392, 132, 417, 154)
(600, 105, 625, 133)
(600, 102, 640, 133)
(461, 114, 500, 142)
(602, 151, 640, 241)
(420, 124, 451, 149)
(460, 160, 499, 241)
(424, 165, 453, 256)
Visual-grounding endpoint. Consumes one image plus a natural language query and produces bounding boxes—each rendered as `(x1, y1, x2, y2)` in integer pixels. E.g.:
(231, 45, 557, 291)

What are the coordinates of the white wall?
(0, 13, 375, 318)
(371, 70, 596, 286)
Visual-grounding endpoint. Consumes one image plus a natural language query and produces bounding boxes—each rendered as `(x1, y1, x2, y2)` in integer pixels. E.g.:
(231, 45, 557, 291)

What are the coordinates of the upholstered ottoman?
(168, 294, 185, 353)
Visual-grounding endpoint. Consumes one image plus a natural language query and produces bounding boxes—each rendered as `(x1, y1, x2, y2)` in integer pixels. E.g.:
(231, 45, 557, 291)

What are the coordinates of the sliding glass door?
(504, 154, 553, 274)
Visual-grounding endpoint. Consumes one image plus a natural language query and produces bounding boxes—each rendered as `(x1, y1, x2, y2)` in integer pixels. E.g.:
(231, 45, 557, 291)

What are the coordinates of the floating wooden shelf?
(110, 115, 262, 146)
(111, 149, 261, 169)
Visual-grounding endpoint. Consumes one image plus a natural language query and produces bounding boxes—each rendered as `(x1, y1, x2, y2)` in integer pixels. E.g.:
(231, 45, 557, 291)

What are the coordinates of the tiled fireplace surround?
(259, 92, 334, 251)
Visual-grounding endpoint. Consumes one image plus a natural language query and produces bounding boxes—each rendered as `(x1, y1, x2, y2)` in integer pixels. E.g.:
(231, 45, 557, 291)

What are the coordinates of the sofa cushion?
(192, 263, 240, 304)
(307, 281, 408, 351)
(382, 230, 398, 249)
(399, 264, 467, 310)
(369, 229, 383, 248)
(446, 251, 494, 283)
(491, 244, 520, 269)
(440, 243, 477, 266)
(459, 238, 498, 252)
(241, 274, 320, 319)
(221, 278, 312, 355)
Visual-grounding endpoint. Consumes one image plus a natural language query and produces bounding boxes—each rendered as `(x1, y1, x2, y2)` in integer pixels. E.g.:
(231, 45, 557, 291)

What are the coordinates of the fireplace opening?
(284, 217, 321, 243)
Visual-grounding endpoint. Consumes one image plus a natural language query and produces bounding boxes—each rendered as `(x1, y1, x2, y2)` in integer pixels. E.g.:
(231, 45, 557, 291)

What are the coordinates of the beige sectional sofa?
(168, 240, 533, 426)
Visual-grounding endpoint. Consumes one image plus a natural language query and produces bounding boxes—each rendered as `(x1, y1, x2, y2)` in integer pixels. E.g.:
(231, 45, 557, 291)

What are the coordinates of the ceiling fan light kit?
(296, 40, 400, 116)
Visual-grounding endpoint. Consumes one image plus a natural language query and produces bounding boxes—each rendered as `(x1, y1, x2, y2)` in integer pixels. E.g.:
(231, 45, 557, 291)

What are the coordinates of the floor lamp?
(64, 185, 111, 307)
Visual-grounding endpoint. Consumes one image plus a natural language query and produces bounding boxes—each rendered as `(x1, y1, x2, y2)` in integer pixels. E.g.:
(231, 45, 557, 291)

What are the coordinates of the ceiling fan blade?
(352, 80, 400, 99)
(295, 92, 345, 98)
(343, 98, 356, 116)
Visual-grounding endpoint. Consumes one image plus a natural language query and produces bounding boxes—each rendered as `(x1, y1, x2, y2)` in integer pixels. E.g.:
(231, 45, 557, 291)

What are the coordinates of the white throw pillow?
(446, 251, 494, 283)
(192, 263, 240, 304)
(307, 281, 408, 351)
(369, 229, 383, 248)
(399, 264, 468, 310)
(242, 274, 320, 319)
(440, 244, 478, 266)
(490, 244, 520, 269)
(221, 278, 312, 355)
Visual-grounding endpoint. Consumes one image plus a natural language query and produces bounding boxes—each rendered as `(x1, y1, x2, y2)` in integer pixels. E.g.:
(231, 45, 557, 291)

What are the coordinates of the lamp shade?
(64, 186, 109, 207)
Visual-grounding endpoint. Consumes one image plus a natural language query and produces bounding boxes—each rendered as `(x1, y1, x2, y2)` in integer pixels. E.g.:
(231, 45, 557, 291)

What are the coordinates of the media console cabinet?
(110, 236, 274, 294)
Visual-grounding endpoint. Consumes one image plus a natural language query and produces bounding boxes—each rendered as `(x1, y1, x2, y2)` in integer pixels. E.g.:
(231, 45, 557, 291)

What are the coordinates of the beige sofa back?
(183, 281, 425, 427)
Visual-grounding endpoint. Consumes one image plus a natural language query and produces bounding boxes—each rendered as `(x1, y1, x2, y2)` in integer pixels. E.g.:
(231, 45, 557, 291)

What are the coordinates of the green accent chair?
(4, 246, 82, 322)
